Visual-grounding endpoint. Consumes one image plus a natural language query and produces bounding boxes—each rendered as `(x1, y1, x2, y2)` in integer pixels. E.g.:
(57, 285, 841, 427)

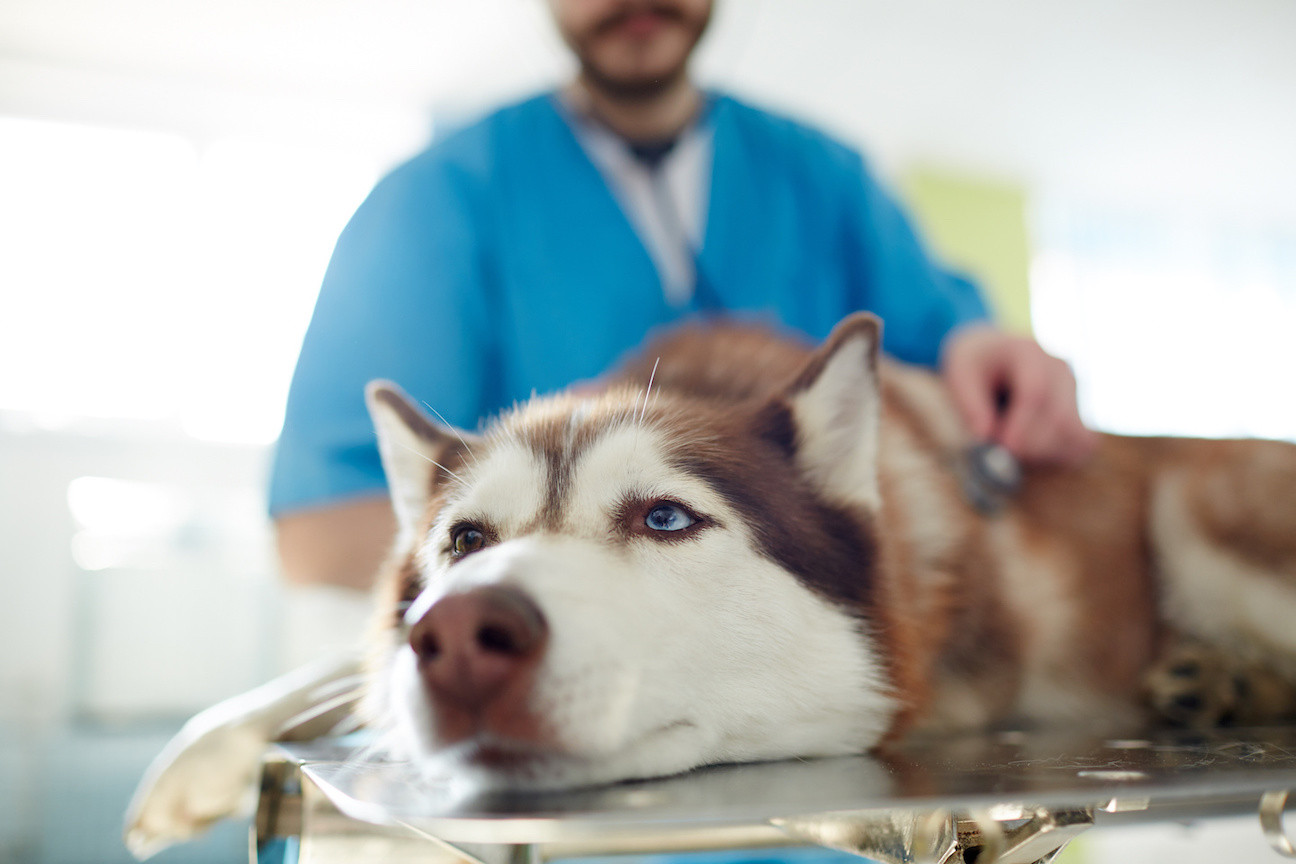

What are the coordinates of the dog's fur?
(126, 312, 1296, 854)
(362, 312, 1296, 790)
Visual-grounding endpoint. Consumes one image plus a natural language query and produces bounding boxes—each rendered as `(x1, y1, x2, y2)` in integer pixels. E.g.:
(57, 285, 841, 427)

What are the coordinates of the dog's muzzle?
(407, 585, 550, 746)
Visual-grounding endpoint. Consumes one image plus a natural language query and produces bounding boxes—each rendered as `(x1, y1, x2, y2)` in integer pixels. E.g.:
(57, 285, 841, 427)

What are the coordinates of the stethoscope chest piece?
(962, 442, 1023, 516)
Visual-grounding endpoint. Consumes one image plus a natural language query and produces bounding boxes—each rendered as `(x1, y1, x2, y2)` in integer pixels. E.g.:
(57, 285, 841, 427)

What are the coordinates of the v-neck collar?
(546, 91, 726, 310)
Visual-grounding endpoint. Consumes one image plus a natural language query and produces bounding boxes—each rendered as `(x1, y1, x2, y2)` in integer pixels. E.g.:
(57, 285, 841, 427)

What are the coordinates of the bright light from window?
(68, 476, 189, 537)
(0, 118, 198, 423)
(0, 116, 379, 443)
(1032, 203, 1296, 442)
(68, 475, 192, 571)
(67, 475, 269, 574)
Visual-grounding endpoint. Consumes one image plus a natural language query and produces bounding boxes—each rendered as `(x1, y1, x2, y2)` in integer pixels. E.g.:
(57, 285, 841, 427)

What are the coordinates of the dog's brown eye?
(452, 526, 486, 558)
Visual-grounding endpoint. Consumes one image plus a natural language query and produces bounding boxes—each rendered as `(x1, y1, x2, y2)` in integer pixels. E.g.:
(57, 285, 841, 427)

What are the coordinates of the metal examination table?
(253, 727, 1296, 864)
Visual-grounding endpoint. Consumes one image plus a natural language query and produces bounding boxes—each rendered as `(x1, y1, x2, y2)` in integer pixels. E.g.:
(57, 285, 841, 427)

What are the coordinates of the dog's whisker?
(310, 674, 367, 701)
(421, 400, 479, 464)
(397, 442, 464, 482)
(638, 356, 661, 426)
(329, 713, 368, 737)
(273, 689, 364, 740)
(632, 386, 645, 427)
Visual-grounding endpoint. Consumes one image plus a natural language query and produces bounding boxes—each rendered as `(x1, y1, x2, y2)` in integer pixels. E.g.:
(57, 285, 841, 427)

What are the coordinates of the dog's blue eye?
(646, 503, 694, 532)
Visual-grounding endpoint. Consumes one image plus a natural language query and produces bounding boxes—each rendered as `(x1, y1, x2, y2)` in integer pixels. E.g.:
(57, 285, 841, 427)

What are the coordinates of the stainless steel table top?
(285, 727, 1296, 845)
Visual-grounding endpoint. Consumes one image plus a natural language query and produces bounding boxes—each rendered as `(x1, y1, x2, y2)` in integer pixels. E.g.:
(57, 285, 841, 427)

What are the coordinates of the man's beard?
(576, 2, 711, 101)
(581, 58, 688, 102)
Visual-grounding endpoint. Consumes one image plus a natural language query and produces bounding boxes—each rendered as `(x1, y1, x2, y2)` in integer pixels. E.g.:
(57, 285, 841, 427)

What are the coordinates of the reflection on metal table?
(254, 727, 1296, 864)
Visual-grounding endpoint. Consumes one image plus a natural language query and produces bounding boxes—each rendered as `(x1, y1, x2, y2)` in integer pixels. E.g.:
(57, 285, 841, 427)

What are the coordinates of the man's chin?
(575, 7, 710, 103)
(581, 65, 690, 103)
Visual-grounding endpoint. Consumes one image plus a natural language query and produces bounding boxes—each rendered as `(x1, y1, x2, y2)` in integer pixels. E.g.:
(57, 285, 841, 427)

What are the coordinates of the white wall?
(0, 424, 277, 724)
(3, 0, 1292, 216)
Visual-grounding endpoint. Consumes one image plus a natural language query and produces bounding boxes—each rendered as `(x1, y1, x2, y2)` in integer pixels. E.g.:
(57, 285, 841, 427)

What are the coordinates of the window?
(0, 116, 379, 444)
(1032, 201, 1296, 442)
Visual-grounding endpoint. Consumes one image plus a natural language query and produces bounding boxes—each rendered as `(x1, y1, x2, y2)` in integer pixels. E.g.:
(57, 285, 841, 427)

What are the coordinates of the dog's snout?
(409, 585, 548, 712)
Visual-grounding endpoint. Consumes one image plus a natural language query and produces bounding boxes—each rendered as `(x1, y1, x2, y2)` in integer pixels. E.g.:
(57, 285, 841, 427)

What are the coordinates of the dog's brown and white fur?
(127, 313, 1296, 852)
(363, 312, 1296, 789)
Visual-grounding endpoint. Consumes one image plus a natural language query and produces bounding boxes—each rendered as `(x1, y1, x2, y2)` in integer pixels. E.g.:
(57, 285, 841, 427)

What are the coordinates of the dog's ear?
(365, 381, 478, 534)
(781, 313, 883, 510)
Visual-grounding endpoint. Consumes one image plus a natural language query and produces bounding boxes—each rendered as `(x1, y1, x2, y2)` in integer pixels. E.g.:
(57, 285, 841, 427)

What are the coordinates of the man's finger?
(1011, 391, 1095, 465)
(1061, 418, 1100, 466)
(1015, 405, 1071, 463)
(944, 357, 998, 441)
(998, 366, 1052, 456)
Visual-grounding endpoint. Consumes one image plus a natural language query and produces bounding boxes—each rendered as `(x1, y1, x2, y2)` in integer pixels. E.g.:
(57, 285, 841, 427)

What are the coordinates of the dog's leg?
(1148, 439, 1296, 726)
(123, 651, 364, 860)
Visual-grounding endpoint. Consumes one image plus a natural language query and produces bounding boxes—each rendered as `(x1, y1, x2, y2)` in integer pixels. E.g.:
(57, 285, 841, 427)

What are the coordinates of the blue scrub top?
(269, 92, 988, 516)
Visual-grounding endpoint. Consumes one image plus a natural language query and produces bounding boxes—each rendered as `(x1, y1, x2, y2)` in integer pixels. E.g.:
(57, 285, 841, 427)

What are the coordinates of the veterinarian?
(271, 0, 1095, 592)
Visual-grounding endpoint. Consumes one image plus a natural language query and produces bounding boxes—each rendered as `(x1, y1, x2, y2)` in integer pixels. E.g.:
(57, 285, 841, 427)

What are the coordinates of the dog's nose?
(408, 585, 548, 711)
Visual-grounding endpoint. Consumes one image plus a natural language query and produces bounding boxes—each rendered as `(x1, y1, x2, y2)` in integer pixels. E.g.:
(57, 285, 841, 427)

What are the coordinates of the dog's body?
(127, 313, 1296, 853)
(362, 313, 1296, 789)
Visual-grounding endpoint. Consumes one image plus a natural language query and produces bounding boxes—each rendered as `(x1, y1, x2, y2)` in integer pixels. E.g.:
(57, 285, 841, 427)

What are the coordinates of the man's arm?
(269, 143, 497, 592)
(834, 152, 988, 368)
(275, 497, 397, 591)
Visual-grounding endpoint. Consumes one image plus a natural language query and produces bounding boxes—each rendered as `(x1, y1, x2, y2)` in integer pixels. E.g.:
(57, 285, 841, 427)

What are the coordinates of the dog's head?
(363, 313, 896, 789)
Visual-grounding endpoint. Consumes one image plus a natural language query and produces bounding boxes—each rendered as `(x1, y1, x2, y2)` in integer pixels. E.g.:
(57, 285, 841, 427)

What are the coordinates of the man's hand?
(940, 324, 1097, 466)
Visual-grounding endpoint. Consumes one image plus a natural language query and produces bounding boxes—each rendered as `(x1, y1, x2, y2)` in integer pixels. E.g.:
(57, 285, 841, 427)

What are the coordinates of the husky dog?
(126, 313, 1296, 852)
(362, 312, 1296, 788)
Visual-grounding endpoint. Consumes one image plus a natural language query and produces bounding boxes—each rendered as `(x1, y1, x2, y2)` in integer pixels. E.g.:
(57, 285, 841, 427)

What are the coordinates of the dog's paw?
(1144, 640, 1238, 727)
(123, 713, 271, 860)
(123, 653, 364, 859)
(1146, 639, 1296, 728)
(1223, 662, 1296, 726)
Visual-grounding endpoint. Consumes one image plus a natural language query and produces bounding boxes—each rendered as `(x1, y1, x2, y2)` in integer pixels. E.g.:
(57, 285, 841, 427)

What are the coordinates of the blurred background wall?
(0, 1, 1293, 862)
